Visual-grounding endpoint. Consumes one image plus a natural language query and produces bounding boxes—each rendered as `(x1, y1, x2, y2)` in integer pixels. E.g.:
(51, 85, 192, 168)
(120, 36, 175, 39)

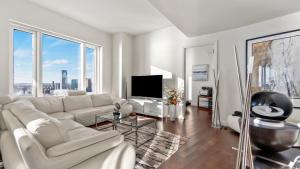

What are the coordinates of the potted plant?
(165, 88, 183, 121)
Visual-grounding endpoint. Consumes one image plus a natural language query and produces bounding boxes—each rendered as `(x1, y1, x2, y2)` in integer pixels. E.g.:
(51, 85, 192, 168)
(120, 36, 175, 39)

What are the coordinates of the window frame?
(10, 21, 103, 96)
(83, 44, 98, 93)
(10, 26, 38, 96)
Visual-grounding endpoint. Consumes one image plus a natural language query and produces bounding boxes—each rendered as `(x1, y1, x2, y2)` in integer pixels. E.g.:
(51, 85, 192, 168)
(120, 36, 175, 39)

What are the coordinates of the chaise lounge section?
(0, 94, 135, 169)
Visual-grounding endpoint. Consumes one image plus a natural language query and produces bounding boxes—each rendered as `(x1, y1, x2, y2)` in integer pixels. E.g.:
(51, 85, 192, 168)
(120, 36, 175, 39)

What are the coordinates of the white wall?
(186, 46, 214, 106)
(112, 33, 133, 98)
(112, 34, 122, 97)
(0, 0, 113, 95)
(133, 27, 187, 77)
(132, 11, 300, 125)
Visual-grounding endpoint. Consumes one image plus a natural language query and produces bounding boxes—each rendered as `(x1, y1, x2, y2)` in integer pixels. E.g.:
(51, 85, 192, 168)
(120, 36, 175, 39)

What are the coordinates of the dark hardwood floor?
(157, 106, 239, 169)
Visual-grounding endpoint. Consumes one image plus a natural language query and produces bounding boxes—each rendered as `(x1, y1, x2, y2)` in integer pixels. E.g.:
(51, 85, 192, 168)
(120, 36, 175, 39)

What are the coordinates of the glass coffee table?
(95, 112, 157, 147)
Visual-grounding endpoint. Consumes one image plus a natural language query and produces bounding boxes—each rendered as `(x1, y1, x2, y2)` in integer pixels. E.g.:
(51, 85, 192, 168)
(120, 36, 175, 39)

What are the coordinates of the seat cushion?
(63, 95, 93, 112)
(68, 108, 103, 126)
(60, 119, 84, 131)
(50, 112, 75, 120)
(94, 105, 115, 114)
(30, 97, 64, 114)
(68, 127, 99, 140)
(91, 94, 113, 107)
(10, 100, 70, 148)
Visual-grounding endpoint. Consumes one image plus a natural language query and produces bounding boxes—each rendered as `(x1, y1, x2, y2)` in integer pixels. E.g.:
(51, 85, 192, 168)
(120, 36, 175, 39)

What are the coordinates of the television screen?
(131, 75, 163, 98)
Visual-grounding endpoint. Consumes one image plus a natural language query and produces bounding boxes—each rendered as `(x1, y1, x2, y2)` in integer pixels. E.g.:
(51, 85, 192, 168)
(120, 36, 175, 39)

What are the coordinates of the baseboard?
(221, 119, 228, 127)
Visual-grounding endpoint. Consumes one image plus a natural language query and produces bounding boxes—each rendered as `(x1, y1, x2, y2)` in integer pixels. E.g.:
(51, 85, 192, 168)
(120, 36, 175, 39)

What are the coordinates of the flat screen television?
(131, 75, 163, 98)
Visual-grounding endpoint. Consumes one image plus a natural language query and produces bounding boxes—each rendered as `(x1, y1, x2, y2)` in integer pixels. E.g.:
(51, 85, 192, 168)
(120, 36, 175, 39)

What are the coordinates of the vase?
(163, 104, 169, 117)
(169, 105, 176, 121)
(175, 104, 184, 119)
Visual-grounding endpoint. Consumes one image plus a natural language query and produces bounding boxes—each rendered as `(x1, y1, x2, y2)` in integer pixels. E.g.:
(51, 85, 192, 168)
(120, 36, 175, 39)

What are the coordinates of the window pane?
(13, 29, 34, 96)
(42, 34, 81, 96)
(86, 47, 95, 93)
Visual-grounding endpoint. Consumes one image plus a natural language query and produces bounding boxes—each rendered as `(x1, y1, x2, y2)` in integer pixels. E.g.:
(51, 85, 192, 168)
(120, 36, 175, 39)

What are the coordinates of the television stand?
(128, 98, 165, 118)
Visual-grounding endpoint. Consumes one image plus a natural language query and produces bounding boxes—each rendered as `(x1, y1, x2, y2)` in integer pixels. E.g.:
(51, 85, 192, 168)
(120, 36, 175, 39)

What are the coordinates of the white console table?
(128, 98, 165, 118)
(128, 98, 185, 119)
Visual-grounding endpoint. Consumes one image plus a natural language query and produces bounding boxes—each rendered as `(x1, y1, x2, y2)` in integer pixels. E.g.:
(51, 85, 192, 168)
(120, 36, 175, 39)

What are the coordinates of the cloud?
(46, 59, 69, 65)
(49, 39, 70, 48)
(14, 49, 32, 58)
(43, 59, 69, 67)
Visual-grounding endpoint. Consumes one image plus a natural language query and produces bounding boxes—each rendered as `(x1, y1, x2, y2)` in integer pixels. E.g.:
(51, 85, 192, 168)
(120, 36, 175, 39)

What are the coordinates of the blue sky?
(13, 30, 33, 83)
(42, 34, 81, 83)
(14, 29, 94, 84)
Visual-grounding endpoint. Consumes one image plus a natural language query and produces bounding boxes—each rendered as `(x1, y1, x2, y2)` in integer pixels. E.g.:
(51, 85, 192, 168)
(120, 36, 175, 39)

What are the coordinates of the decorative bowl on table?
(250, 118, 300, 152)
(250, 91, 300, 152)
(251, 91, 293, 121)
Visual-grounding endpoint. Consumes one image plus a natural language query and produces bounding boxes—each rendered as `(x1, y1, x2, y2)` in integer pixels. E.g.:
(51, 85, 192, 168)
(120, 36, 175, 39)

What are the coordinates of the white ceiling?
(148, 0, 300, 37)
(26, 0, 172, 35)
(26, 0, 300, 37)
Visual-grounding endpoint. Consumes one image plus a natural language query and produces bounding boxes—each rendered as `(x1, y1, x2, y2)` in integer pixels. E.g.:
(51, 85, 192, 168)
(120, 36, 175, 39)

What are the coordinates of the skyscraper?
(55, 83, 60, 90)
(71, 79, 78, 90)
(51, 81, 55, 90)
(61, 70, 68, 89)
(86, 78, 92, 92)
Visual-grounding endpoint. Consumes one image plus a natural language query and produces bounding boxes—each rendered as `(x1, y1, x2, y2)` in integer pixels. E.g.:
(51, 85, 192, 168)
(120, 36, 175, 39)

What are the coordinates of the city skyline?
(13, 29, 95, 95)
(42, 69, 92, 95)
(13, 30, 94, 84)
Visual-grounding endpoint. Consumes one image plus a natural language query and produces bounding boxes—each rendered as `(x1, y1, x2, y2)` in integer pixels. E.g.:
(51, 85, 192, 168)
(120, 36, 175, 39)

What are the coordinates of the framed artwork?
(246, 29, 300, 108)
(192, 64, 209, 81)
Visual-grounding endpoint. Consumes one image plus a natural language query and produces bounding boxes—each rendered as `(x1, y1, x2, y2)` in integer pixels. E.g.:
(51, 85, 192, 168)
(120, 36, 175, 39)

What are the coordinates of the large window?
(13, 29, 34, 96)
(42, 34, 81, 95)
(12, 25, 101, 96)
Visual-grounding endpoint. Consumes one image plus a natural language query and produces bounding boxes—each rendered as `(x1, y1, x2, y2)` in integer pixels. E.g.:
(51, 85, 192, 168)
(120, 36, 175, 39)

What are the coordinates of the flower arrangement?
(164, 87, 183, 105)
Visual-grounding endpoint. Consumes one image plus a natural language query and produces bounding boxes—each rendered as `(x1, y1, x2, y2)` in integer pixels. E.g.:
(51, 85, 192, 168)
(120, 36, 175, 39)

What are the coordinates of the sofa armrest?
(0, 105, 7, 130)
(102, 142, 136, 169)
(113, 98, 127, 106)
(46, 131, 123, 157)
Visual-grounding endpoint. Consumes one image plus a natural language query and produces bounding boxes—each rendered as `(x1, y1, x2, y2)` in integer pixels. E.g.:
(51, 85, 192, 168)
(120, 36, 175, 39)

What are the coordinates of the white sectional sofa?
(1, 94, 133, 128)
(0, 94, 135, 169)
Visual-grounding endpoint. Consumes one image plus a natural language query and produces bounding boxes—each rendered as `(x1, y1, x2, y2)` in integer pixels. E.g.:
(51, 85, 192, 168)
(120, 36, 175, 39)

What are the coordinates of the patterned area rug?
(96, 124, 188, 169)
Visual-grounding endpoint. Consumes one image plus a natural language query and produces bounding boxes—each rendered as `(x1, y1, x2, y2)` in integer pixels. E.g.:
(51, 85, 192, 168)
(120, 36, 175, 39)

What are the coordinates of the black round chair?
(250, 118, 300, 152)
(250, 91, 299, 152)
(251, 91, 293, 121)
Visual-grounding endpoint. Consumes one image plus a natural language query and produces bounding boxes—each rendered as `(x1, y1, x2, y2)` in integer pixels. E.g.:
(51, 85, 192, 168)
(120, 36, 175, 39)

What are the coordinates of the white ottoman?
(120, 104, 134, 115)
(227, 115, 240, 133)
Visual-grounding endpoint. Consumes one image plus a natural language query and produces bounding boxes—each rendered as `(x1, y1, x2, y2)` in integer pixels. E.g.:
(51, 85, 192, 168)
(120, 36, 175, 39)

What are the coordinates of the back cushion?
(9, 100, 35, 116)
(31, 97, 64, 114)
(0, 95, 15, 105)
(91, 94, 114, 107)
(63, 95, 93, 112)
(10, 101, 69, 148)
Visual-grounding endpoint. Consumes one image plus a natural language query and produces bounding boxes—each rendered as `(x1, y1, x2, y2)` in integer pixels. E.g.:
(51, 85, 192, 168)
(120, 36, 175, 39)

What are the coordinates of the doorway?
(183, 42, 219, 114)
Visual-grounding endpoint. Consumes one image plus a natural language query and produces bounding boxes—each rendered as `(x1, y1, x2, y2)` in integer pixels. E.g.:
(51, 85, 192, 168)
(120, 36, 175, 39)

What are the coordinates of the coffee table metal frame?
(95, 113, 157, 147)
